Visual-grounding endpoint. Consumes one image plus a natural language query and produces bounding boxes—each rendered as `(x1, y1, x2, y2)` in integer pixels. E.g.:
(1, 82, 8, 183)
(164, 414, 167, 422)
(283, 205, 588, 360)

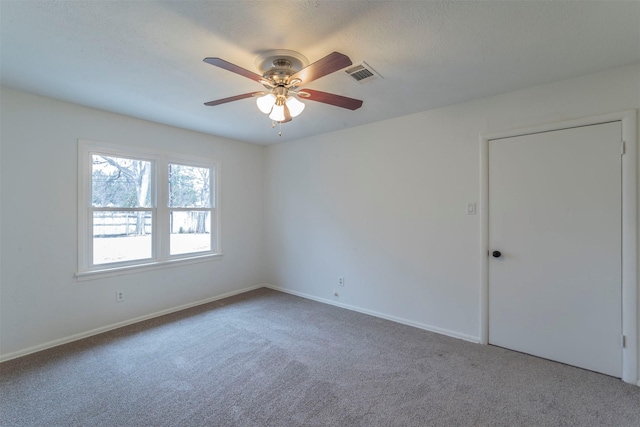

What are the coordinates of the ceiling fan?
(203, 50, 363, 134)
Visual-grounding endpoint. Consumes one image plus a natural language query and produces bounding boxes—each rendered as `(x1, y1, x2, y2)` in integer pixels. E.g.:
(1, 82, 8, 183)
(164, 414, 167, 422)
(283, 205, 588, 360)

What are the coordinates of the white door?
(488, 122, 622, 377)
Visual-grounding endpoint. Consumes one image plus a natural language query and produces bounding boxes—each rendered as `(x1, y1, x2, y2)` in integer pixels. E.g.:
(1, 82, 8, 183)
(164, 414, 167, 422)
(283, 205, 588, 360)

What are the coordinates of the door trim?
(479, 110, 637, 385)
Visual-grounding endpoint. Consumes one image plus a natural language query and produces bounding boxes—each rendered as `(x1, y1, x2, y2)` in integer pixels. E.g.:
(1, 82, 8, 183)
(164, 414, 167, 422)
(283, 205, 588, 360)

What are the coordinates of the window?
(78, 140, 220, 277)
(91, 154, 154, 265)
(168, 164, 212, 255)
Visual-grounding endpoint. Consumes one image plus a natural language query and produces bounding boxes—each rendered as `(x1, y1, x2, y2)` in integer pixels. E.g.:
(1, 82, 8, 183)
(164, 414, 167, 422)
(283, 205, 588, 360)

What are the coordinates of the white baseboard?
(0, 284, 264, 363)
(263, 284, 480, 344)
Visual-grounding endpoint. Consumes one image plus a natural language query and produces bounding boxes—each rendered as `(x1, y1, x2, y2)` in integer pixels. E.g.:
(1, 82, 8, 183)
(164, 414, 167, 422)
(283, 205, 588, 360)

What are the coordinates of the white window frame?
(77, 139, 222, 280)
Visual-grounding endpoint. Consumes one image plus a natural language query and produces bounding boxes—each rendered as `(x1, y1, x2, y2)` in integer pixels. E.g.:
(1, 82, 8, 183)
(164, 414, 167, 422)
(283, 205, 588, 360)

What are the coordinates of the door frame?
(479, 110, 637, 385)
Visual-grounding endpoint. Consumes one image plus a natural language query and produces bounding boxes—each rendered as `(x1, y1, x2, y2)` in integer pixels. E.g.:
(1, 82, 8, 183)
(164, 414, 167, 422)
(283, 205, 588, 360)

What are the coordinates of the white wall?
(0, 88, 265, 359)
(264, 64, 640, 362)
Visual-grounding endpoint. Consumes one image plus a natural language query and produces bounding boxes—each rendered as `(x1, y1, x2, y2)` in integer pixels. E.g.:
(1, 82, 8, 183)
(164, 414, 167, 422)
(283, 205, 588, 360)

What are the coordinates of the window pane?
(92, 154, 152, 208)
(170, 211, 211, 255)
(169, 164, 211, 208)
(93, 211, 152, 264)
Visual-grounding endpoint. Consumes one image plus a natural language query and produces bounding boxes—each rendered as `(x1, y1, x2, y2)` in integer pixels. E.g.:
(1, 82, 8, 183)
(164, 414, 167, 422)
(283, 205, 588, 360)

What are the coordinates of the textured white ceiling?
(1, 1, 639, 145)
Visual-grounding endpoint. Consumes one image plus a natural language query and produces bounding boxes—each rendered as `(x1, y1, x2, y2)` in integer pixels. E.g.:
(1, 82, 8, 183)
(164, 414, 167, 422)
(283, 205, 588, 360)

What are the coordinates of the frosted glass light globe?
(256, 94, 276, 114)
(269, 104, 285, 122)
(286, 96, 305, 117)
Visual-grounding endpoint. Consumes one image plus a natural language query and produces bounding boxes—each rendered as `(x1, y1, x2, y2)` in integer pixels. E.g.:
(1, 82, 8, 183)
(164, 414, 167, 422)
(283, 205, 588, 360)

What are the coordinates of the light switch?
(466, 202, 476, 215)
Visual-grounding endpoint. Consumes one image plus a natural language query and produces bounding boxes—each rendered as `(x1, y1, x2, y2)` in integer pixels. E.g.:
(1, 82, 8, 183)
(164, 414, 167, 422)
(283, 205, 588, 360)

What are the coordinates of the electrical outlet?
(338, 277, 345, 287)
(116, 291, 124, 303)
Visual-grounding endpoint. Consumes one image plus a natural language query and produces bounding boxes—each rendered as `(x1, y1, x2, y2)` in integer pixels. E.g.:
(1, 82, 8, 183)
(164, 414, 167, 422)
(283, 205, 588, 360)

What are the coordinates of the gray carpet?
(1, 288, 639, 426)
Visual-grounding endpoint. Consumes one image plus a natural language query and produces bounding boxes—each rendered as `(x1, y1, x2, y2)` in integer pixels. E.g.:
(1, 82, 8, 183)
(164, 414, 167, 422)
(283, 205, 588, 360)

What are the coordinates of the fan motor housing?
(255, 49, 308, 85)
(264, 66, 293, 85)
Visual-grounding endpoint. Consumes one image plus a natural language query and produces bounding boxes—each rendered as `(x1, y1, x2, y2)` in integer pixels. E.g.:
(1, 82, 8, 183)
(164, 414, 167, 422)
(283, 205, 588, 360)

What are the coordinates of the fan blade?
(290, 52, 352, 85)
(301, 89, 363, 110)
(204, 92, 261, 106)
(203, 58, 264, 82)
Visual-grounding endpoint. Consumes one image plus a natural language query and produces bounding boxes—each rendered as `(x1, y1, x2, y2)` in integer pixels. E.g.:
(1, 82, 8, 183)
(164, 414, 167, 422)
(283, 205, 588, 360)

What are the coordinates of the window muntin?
(78, 141, 220, 276)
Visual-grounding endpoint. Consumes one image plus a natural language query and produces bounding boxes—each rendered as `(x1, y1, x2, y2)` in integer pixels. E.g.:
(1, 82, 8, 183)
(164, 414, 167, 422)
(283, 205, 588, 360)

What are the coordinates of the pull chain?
(270, 120, 283, 137)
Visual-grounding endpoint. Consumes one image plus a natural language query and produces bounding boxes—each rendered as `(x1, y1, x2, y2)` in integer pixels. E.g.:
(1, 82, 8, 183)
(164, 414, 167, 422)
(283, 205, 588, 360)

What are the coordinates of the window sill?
(75, 253, 223, 281)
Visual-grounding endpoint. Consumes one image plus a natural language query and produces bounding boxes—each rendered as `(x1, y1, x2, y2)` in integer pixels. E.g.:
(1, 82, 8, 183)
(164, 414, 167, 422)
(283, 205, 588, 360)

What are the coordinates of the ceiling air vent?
(345, 62, 382, 84)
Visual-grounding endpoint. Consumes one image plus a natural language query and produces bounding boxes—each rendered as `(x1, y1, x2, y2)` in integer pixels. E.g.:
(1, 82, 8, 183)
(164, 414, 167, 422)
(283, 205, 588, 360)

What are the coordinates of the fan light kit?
(203, 50, 363, 136)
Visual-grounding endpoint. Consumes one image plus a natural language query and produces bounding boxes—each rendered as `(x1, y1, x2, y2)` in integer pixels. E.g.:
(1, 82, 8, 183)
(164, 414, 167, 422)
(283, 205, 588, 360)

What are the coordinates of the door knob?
(492, 251, 502, 258)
